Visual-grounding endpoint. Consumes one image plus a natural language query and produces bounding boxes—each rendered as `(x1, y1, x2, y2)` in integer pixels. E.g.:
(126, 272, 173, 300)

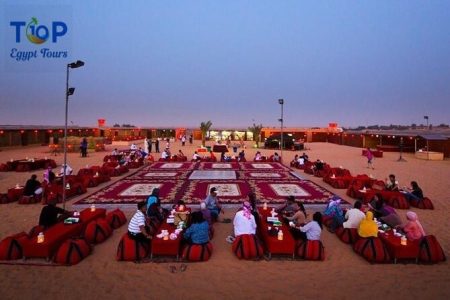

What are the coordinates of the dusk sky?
(1, 1, 449, 129)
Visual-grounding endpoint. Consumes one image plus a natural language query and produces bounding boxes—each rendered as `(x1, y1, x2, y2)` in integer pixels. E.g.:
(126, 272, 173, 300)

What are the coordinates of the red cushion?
(295, 240, 325, 261)
(335, 227, 360, 244)
(0, 232, 28, 260)
(106, 209, 127, 229)
(410, 197, 434, 210)
(84, 218, 113, 244)
(418, 235, 446, 264)
(116, 233, 150, 261)
(18, 195, 41, 205)
(182, 242, 213, 262)
(385, 195, 410, 209)
(0, 193, 12, 204)
(54, 238, 91, 265)
(353, 237, 391, 263)
(232, 234, 263, 260)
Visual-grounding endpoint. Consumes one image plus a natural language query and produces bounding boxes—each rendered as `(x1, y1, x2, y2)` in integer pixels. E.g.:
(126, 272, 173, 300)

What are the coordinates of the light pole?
(278, 99, 284, 161)
(63, 60, 85, 210)
(424, 115, 429, 129)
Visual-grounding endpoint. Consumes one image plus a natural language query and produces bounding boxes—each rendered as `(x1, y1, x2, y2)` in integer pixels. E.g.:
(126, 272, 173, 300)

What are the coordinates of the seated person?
(286, 201, 308, 226)
(39, 199, 71, 229)
(385, 174, 399, 191)
(204, 187, 222, 221)
(43, 167, 56, 184)
(233, 201, 257, 237)
(357, 211, 378, 238)
(290, 154, 299, 167)
(403, 181, 424, 202)
(147, 202, 165, 224)
(172, 200, 191, 225)
(254, 151, 263, 161)
(272, 152, 281, 162)
(247, 192, 260, 224)
(59, 164, 73, 176)
(111, 148, 119, 155)
(130, 143, 137, 150)
(192, 151, 201, 161)
(399, 211, 426, 241)
(290, 212, 322, 241)
(323, 197, 345, 231)
(161, 149, 170, 160)
(276, 196, 300, 219)
(183, 211, 209, 245)
(128, 201, 152, 244)
(369, 196, 402, 228)
(238, 150, 246, 161)
(300, 152, 309, 162)
(23, 174, 43, 196)
(343, 201, 365, 229)
(313, 159, 324, 172)
(177, 150, 185, 159)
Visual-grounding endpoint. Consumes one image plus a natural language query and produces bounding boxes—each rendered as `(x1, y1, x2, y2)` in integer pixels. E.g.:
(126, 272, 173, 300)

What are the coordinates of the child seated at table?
(183, 211, 209, 245)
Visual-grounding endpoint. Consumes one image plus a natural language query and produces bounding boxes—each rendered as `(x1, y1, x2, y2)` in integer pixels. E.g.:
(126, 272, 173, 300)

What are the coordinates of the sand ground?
(0, 141, 449, 300)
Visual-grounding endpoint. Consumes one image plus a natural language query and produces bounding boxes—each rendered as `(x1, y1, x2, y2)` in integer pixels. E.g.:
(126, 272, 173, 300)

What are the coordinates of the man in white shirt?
(161, 149, 170, 160)
(128, 201, 151, 244)
(233, 202, 257, 237)
(343, 201, 365, 228)
(59, 164, 73, 176)
(192, 151, 201, 161)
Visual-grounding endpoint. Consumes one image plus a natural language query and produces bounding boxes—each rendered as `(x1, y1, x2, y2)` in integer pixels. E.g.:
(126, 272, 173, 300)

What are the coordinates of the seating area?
(0, 158, 57, 172)
(323, 215, 445, 264)
(117, 211, 216, 263)
(0, 207, 126, 265)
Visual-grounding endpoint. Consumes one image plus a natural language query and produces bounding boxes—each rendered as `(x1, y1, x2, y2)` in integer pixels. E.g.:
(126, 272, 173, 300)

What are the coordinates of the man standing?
(181, 135, 186, 146)
(155, 139, 160, 153)
(80, 138, 88, 157)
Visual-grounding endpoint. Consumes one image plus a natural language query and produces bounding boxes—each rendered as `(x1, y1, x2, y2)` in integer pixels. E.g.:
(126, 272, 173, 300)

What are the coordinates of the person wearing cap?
(204, 187, 223, 221)
(233, 201, 257, 237)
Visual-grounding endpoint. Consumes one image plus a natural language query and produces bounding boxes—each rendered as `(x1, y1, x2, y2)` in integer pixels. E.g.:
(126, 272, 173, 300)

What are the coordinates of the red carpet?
(74, 162, 344, 206)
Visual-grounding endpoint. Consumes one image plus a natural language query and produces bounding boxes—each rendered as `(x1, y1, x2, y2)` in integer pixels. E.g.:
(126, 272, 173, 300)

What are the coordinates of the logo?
(10, 17, 68, 44)
(8, 17, 69, 62)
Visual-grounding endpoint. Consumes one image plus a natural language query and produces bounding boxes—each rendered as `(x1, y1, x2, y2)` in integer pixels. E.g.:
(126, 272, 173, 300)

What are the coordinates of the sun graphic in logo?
(26, 17, 47, 44)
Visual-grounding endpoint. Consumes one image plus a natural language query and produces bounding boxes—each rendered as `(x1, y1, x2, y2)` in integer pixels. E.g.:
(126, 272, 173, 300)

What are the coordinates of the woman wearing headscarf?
(323, 197, 345, 231)
(401, 211, 426, 241)
(357, 211, 378, 238)
(233, 201, 257, 237)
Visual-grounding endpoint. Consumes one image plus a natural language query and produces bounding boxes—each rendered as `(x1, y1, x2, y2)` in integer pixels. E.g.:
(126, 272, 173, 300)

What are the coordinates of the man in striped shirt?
(128, 201, 152, 244)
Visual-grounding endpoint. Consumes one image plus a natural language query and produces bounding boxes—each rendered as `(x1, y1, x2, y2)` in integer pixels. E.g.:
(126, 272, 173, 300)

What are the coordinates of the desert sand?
(0, 141, 449, 300)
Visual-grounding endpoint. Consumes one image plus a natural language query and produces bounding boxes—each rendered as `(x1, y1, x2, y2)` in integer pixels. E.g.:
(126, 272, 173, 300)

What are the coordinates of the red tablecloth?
(258, 208, 295, 257)
(379, 231, 420, 262)
(151, 221, 182, 259)
(7, 187, 24, 202)
(22, 222, 83, 259)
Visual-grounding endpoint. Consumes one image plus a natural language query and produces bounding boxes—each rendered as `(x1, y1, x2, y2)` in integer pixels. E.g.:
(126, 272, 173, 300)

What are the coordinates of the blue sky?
(1, 1, 449, 128)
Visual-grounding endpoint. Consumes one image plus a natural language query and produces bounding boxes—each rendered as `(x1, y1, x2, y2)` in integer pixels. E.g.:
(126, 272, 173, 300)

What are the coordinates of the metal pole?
(62, 64, 69, 210)
(280, 102, 284, 160)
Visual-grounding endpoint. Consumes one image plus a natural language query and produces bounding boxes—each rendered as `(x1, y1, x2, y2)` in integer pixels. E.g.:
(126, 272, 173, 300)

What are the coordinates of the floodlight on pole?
(278, 99, 284, 161)
(63, 60, 85, 210)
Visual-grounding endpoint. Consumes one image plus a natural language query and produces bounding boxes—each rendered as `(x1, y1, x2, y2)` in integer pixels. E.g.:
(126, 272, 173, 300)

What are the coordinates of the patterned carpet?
(73, 162, 342, 206)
